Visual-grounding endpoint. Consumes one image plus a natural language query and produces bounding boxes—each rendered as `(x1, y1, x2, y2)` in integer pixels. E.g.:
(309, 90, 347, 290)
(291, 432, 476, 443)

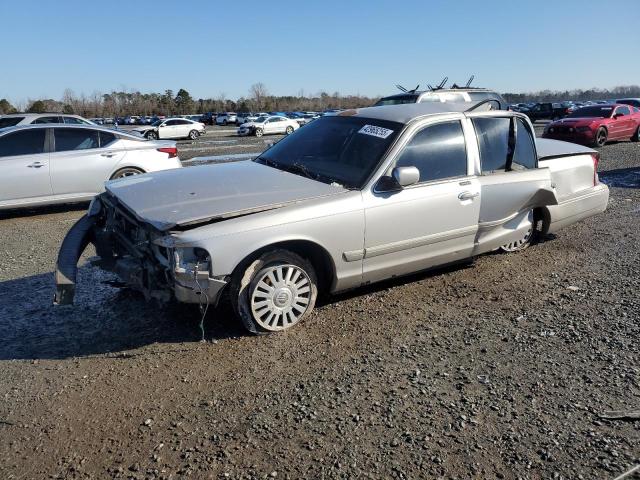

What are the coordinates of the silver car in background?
(55, 102, 608, 335)
(0, 125, 182, 210)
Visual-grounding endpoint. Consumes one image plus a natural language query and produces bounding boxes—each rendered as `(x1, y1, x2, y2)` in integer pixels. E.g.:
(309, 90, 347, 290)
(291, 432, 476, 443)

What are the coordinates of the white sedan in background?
(132, 117, 205, 140)
(0, 124, 182, 210)
(237, 115, 300, 137)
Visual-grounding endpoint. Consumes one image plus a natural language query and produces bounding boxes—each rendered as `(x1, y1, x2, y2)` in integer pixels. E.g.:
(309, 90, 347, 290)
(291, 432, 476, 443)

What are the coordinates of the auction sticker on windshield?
(358, 124, 394, 139)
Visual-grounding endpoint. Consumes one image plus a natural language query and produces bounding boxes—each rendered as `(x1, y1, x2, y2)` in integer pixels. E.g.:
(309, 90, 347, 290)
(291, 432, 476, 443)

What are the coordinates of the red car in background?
(542, 104, 640, 147)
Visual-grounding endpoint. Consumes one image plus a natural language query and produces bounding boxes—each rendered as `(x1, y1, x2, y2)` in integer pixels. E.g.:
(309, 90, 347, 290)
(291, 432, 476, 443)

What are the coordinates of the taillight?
(591, 152, 600, 186)
(157, 147, 178, 159)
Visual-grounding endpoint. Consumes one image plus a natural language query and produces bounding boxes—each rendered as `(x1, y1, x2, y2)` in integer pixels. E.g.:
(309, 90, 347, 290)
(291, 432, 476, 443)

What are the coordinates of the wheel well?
(534, 207, 551, 236)
(110, 166, 145, 180)
(234, 240, 336, 294)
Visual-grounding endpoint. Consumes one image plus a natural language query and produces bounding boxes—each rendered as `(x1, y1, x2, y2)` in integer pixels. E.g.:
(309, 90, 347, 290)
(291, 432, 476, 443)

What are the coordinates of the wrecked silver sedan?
(55, 101, 609, 333)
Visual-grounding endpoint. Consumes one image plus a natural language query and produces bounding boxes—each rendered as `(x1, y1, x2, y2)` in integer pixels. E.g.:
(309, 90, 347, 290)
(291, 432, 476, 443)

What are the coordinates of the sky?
(1, 0, 639, 104)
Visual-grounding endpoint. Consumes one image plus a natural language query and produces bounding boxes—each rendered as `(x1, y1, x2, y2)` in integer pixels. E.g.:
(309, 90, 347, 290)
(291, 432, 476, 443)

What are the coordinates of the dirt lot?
(0, 126, 639, 479)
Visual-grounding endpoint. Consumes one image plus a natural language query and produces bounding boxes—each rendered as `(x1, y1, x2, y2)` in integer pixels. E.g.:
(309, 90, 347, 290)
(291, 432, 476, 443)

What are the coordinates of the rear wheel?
(145, 131, 158, 140)
(499, 210, 535, 253)
(110, 167, 144, 180)
(255, 127, 264, 137)
(230, 250, 318, 334)
(188, 129, 199, 140)
(594, 127, 608, 147)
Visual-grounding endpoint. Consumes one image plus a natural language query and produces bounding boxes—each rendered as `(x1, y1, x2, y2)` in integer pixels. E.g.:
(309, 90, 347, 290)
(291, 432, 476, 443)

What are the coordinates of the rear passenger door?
(49, 128, 125, 197)
(470, 115, 558, 254)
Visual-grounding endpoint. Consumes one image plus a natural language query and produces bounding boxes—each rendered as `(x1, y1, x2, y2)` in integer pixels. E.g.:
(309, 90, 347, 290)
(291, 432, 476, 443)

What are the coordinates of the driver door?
(362, 117, 480, 284)
(158, 120, 179, 139)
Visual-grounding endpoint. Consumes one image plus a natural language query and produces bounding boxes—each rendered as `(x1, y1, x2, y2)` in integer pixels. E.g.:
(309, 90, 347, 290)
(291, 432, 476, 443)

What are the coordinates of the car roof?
(338, 101, 483, 124)
(0, 123, 144, 139)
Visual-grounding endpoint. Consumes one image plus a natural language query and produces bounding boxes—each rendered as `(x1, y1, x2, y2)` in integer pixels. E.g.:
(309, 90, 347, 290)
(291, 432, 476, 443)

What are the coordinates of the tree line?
(1, 84, 639, 116)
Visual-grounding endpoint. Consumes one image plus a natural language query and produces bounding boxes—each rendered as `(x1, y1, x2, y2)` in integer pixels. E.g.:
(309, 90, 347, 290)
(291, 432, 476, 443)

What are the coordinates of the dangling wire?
(193, 263, 210, 342)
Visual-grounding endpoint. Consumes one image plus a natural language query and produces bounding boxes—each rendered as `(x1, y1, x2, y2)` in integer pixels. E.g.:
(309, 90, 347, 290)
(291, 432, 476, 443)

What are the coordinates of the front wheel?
(631, 126, 640, 142)
(254, 127, 263, 137)
(145, 131, 158, 140)
(188, 129, 199, 140)
(230, 250, 318, 334)
(285, 126, 294, 135)
(594, 127, 608, 147)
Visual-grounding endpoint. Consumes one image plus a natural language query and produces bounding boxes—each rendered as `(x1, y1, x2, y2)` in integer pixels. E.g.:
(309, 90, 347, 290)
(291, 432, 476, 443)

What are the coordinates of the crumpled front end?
(53, 193, 228, 306)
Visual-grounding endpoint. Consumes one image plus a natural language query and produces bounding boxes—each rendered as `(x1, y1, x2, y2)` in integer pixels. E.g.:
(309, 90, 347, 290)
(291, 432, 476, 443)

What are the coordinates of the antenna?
(465, 75, 475, 88)
(437, 77, 448, 89)
(408, 84, 420, 93)
(427, 84, 433, 91)
(395, 84, 408, 93)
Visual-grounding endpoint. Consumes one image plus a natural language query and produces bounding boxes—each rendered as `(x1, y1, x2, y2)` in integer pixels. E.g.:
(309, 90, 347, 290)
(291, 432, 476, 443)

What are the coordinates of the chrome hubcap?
(250, 264, 311, 331)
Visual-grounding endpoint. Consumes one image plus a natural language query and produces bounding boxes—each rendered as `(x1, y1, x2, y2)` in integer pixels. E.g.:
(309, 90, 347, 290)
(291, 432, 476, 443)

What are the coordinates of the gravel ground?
(0, 129, 638, 479)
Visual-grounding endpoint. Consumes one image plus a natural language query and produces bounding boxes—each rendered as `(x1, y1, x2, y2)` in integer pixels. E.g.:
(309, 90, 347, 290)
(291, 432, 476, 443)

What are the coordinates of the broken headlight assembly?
(174, 247, 212, 277)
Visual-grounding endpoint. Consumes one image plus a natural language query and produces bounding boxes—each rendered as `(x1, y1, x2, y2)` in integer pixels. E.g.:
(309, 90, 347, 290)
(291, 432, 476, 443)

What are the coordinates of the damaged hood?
(104, 160, 347, 230)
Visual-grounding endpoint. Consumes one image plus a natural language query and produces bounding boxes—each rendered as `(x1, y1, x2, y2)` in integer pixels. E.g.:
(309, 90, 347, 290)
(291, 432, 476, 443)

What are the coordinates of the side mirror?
(392, 166, 420, 187)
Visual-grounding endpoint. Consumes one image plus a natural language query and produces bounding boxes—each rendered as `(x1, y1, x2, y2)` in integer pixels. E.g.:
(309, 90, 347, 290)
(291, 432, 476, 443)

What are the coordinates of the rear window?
(374, 94, 419, 106)
(0, 117, 24, 128)
(0, 129, 47, 157)
(54, 128, 99, 151)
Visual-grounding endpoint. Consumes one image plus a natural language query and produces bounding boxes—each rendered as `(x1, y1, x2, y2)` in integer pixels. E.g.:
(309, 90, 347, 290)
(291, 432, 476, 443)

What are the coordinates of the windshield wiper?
(287, 162, 317, 180)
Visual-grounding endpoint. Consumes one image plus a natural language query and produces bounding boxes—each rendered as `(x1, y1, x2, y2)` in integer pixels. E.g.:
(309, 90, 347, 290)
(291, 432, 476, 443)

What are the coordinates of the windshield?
(567, 106, 613, 118)
(374, 94, 419, 106)
(151, 120, 162, 126)
(253, 116, 268, 123)
(254, 116, 402, 189)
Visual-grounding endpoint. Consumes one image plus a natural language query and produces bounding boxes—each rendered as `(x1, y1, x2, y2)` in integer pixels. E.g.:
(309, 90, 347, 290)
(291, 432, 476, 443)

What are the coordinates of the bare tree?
(249, 83, 268, 110)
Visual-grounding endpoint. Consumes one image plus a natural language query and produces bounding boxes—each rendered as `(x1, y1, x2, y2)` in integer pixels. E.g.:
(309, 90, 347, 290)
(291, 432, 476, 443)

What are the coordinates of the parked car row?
(509, 98, 640, 123)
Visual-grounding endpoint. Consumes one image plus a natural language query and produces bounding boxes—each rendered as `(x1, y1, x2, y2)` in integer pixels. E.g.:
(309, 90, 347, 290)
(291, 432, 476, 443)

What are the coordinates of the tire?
(229, 249, 318, 334)
(188, 129, 199, 140)
(631, 125, 640, 142)
(594, 127, 608, 147)
(223, 120, 227, 126)
(110, 167, 144, 180)
(145, 131, 158, 140)
(285, 126, 294, 135)
(499, 209, 535, 253)
(255, 127, 264, 137)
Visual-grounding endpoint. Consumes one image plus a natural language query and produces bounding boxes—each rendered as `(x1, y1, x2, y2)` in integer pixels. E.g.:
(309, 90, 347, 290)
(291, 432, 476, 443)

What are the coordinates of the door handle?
(101, 153, 116, 158)
(27, 162, 45, 168)
(458, 191, 479, 201)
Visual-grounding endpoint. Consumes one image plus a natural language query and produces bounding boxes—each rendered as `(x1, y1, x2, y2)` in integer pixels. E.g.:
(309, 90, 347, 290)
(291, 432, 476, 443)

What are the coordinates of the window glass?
(33, 116, 61, 124)
(99, 131, 116, 147)
(0, 117, 24, 128)
(374, 94, 419, 106)
(440, 92, 466, 102)
(512, 119, 536, 170)
(255, 116, 402, 189)
(63, 116, 84, 124)
(473, 117, 510, 173)
(0, 129, 46, 157)
(395, 121, 467, 182)
(54, 128, 99, 151)
(164, 120, 177, 126)
(616, 106, 630, 116)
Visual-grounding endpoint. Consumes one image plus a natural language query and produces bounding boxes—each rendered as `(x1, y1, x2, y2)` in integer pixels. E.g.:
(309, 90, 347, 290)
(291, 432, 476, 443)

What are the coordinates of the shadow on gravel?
(0, 202, 88, 220)
(0, 266, 244, 361)
(599, 167, 640, 189)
